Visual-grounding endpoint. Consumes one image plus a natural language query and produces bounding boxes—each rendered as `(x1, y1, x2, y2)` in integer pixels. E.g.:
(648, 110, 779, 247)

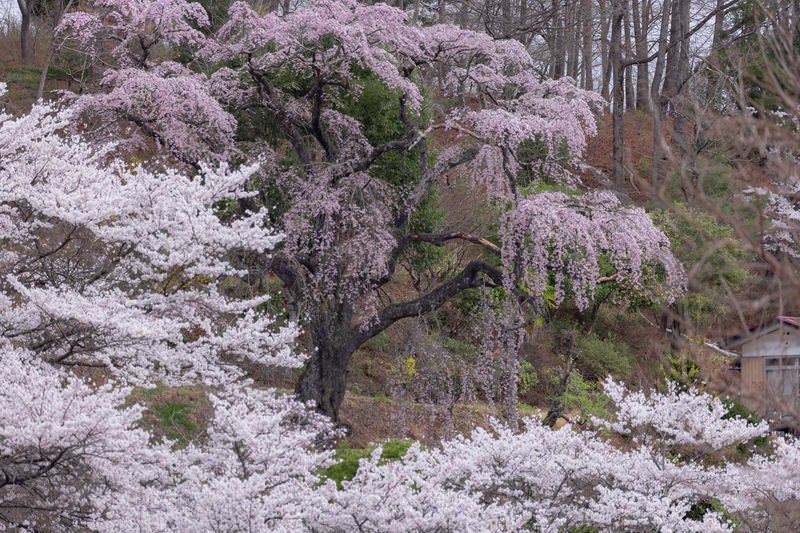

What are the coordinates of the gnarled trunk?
(292, 259, 504, 421)
(295, 337, 354, 422)
(294, 303, 359, 422)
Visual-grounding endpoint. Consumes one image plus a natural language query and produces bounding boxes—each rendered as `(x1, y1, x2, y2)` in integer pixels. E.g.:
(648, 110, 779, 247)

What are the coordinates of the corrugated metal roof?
(723, 316, 800, 350)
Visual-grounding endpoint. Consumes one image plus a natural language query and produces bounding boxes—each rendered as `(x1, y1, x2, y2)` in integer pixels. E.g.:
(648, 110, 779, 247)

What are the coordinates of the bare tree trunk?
(599, 0, 611, 100)
(17, 0, 31, 64)
(295, 314, 358, 423)
(519, 0, 530, 46)
(543, 330, 576, 427)
(36, 0, 75, 101)
(632, 0, 650, 110)
(37, 47, 55, 100)
(662, 0, 690, 154)
(651, 0, 673, 197)
(611, 0, 626, 191)
(624, 3, 636, 110)
(501, 0, 512, 37)
(581, 0, 594, 90)
(712, 0, 725, 48)
(551, 0, 565, 78)
(675, 0, 691, 154)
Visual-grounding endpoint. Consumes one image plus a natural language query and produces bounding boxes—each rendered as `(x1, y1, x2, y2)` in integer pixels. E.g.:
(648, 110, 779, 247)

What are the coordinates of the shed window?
(765, 355, 800, 396)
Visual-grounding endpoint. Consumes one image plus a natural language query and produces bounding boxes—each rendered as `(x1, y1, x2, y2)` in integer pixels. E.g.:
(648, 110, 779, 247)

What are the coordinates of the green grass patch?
(7, 65, 40, 86)
(129, 385, 211, 448)
(152, 402, 198, 439)
(320, 439, 413, 489)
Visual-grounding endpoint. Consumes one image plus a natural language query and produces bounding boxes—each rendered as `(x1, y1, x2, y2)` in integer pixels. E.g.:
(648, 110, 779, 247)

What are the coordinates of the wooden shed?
(726, 316, 800, 412)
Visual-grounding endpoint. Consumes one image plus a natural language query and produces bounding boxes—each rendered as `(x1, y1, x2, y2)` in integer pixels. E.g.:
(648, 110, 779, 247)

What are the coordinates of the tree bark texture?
(295, 316, 357, 422)
(632, 0, 651, 110)
(17, 0, 31, 64)
(611, 0, 625, 191)
(581, 0, 593, 90)
(650, 0, 672, 196)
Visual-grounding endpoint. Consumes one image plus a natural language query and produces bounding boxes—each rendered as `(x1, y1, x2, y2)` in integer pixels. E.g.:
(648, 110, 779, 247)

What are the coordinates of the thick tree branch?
(597, 273, 619, 283)
(409, 232, 501, 255)
(120, 112, 201, 171)
(398, 144, 480, 229)
(353, 260, 502, 346)
(331, 136, 421, 180)
(247, 64, 313, 169)
(310, 70, 333, 162)
(266, 252, 307, 303)
(329, 95, 423, 182)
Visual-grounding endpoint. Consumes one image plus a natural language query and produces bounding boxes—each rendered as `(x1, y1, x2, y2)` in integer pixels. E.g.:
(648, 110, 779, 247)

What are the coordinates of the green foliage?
(440, 335, 479, 360)
(715, 0, 800, 112)
(320, 439, 413, 489)
(652, 203, 749, 328)
(195, 0, 236, 31)
(517, 360, 539, 395)
(405, 188, 448, 276)
(575, 332, 635, 379)
(695, 164, 734, 204)
(722, 398, 762, 426)
(343, 71, 429, 187)
(662, 353, 702, 391)
(685, 498, 736, 528)
(364, 331, 391, 352)
(342, 72, 446, 276)
(515, 135, 573, 189)
(516, 136, 549, 188)
(567, 526, 597, 533)
(557, 371, 611, 422)
(7, 65, 41, 87)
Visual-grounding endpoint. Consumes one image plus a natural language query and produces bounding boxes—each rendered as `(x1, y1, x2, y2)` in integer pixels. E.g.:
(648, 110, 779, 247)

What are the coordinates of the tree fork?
(295, 260, 503, 420)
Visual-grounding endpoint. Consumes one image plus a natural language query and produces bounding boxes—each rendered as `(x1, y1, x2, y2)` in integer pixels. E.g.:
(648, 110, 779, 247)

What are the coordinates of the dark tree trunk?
(550, 0, 565, 78)
(599, 0, 612, 100)
(293, 259, 503, 421)
(17, 0, 31, 64)
(611, 0, 625, 191)
(543, 329, 576, 427)
(632, 0, 650, 110)
(295, 336, 354, 422)
(294, 300, 358, 422)
(662, 0, 690, 139)
(650, 0, 672, 197)
(624, 3, 636, 110)
(581, 0, 593, 90)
